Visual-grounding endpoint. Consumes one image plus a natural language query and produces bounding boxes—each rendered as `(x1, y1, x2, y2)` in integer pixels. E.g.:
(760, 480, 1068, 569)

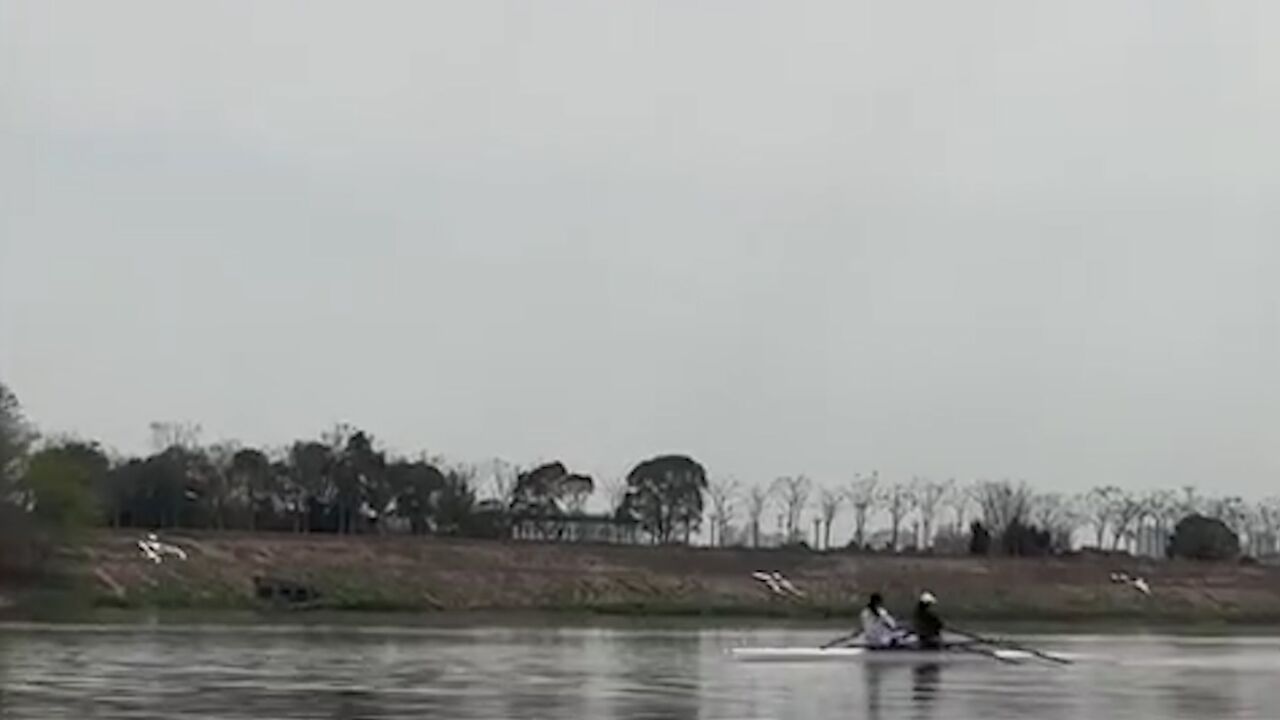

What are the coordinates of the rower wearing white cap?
(913, 591, 944, 649)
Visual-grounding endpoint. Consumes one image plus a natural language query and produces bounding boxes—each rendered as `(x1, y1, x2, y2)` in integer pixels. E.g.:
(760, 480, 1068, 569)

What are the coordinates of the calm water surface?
(1, 622, 1277, 719)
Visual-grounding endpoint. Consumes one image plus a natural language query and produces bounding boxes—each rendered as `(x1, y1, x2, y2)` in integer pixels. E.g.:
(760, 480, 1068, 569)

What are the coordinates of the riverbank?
(7, 530, 1280, 623)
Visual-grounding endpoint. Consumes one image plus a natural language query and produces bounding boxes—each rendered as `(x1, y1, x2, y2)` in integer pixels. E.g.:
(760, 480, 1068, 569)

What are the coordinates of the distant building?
(510, 513, 641, 544)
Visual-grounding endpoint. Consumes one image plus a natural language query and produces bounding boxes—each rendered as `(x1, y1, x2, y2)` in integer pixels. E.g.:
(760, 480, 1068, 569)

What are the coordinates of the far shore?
(4, 530, 1279, 625)
(5, 608, 1280, 634)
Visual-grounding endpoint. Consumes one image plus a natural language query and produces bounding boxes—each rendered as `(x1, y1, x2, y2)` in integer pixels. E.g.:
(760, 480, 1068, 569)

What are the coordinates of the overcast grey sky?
(1, 1, 1277, 498)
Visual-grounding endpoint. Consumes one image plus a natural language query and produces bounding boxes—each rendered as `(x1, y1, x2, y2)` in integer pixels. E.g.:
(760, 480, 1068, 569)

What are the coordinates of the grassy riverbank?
(7, 530, 1280, 623)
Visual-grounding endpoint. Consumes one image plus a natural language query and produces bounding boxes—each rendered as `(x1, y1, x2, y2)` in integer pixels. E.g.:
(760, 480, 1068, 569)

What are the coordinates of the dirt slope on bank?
(64, 531, 1280, 621)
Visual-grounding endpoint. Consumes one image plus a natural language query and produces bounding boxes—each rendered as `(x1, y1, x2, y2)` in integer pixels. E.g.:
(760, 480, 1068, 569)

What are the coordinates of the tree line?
(2, 380, 1273, 562)
(706, 473, 1278, 560)
(0, 382, 708, 553)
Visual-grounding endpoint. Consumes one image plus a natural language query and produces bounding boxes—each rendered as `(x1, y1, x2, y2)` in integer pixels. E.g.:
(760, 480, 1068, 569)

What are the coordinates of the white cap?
(920, 591, 937, 604)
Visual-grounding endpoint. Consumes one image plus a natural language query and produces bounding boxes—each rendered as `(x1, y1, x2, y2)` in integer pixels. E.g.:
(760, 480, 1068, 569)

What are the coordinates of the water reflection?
(862, 662, 943, 720)
(328, 690, 382, 720)
(864, 662, 886, 720)
(912, 664, 942, 720)
(0, 625, 1277, 720)
(1162, 667, 1244, 719)
(608, 633, 701, 720)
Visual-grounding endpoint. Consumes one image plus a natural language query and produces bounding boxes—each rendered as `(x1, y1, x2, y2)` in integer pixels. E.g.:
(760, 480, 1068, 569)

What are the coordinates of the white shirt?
(860, 606, 899, 647)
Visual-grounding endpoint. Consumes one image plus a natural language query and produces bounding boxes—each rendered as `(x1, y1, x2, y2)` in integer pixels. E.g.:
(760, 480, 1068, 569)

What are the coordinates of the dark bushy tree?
(388, 460, 446, 534)
(434, 466, 477, 536)
(230, 448, 274, 531)
(21, 443, 105, 530)
(0, 387, 91, 578)
(1168, 514, 1239, 561)
(1000, 520, 1053, 557)
(620, 455, 707, 543)
(509, 461, 595, 539)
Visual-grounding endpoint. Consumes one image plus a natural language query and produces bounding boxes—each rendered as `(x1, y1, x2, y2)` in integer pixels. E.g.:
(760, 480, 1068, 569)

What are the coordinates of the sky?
(2, 1, 1277, 506)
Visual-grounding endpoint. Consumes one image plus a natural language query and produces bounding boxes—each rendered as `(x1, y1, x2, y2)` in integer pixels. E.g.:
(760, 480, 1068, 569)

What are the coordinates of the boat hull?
(729, 646, 1033, 663)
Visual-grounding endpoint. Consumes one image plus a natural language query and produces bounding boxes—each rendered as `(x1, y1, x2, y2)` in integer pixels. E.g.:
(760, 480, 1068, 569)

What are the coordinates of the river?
(0, 622, 1275, 719)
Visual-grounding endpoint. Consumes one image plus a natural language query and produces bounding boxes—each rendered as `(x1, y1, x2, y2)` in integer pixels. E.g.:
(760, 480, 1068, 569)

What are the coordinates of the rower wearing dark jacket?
(913, 591, 944, 649)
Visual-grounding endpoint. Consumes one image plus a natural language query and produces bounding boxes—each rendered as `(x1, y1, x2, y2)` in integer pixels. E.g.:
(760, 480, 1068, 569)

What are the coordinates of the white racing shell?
(729, 646, 1042, 663)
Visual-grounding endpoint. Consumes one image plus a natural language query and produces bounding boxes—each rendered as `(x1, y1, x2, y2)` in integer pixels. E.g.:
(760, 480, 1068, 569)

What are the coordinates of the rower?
(859, 592, 902, 648)
(912, 591, 944, 649)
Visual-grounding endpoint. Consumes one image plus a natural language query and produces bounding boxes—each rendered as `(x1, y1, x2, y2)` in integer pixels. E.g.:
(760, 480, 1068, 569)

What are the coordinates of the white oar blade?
(995, 648, 1074, 664)
(992, 649, 1031, 662)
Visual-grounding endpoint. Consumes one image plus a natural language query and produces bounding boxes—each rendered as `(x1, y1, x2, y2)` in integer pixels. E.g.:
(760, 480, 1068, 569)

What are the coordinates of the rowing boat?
(729, 645, 1037, 663)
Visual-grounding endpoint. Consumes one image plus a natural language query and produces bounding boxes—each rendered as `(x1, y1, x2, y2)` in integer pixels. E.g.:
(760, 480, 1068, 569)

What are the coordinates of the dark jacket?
(913, 602, 944, 648)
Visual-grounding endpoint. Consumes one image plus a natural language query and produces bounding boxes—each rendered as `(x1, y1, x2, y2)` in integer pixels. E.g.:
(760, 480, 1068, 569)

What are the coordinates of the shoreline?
(6, 530, 1280, 625)
(4, 609, 1280, 634)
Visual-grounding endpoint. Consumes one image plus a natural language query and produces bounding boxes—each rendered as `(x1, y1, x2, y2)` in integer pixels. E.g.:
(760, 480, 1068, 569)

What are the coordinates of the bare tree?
(972, 479, 1033, 543)
(1108, 490, 1146, 551)
(202, 441, 239, 530)
(845, 471, 880, 548)
(1030, 492, 1060, 529)
(707, 477, 740, 547)
(1031, 492, 1082, 550)
(914, 477, 952, 550)
(1083, 485, 1121, 548)
(818, 487, 844, 550)
(879, 479, 917, 552)
(945, 481, 974, 534)
(487, 458, 519, 506)
(745, 482, 773, 547)
(1207, 495, 1249, 537)
(1133, 489, 1177, 556)
(1241, 501, 1269, 557)
(602, 476, 629, 514)
(1155, 489, 1186, 554)
(773, 475, 813, 543)
(149, 421, 202, 451)
(320, 422, 357, 452)
(1253, 497, 1280, 557)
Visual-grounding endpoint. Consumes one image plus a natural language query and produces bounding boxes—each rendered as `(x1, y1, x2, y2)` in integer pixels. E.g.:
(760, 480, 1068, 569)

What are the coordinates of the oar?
(950, 627, 1072, 665)
(820, 631, 861, 649)
(953, 644, 1023, 664)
